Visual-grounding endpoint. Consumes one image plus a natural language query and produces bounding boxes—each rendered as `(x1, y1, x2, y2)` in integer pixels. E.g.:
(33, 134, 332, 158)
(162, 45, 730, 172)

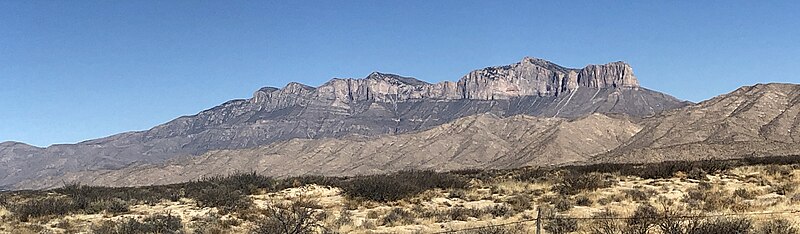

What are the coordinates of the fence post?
(536, 205, 542, 234)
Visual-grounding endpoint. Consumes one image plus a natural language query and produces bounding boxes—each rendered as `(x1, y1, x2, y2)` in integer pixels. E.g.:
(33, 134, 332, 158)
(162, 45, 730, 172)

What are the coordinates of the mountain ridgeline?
(0, 57, 696, 189)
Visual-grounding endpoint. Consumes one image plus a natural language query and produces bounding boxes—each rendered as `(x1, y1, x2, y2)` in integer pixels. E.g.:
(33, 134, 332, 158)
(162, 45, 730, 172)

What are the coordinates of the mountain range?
(3, 57, 798, 190)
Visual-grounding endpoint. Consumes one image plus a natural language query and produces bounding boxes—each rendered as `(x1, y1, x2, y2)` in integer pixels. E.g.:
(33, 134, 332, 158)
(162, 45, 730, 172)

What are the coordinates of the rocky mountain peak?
(578, 61, 639, 89)
(365, 72, 430, 86)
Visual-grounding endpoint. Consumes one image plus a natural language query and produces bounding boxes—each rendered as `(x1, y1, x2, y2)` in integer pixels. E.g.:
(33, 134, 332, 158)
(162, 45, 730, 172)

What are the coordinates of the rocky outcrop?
(251, 57, 641, 104)
(0, 57, 686, 189)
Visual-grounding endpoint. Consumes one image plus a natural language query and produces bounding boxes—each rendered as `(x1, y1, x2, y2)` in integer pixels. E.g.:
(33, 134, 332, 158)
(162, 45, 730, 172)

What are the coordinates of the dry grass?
(0, 163, 799, 233)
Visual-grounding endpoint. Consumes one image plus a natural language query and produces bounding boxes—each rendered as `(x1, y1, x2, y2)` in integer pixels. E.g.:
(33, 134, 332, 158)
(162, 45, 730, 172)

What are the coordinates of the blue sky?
(1, 1, 799, 147)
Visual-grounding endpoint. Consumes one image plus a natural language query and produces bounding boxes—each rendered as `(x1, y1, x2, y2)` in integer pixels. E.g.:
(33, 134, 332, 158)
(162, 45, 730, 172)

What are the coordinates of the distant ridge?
(0, 57, 688, 189)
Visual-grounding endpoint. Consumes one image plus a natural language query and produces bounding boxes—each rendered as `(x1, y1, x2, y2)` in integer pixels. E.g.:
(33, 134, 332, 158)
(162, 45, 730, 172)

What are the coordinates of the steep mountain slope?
(596, 83, 800, 163)
(0, 57, 687, 188)
(17, 113, 641, 189)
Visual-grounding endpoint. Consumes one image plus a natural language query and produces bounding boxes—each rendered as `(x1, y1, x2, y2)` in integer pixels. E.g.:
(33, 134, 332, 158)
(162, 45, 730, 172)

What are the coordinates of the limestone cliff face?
(0, 57, 684, 190)
(250, 57, 640, 104)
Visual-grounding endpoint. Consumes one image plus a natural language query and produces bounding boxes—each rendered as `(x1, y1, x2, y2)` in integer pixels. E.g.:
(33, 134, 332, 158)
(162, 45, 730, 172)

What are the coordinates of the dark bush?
(192, 184, 253, 213)
(456, 224, 527, 234)
(733, 188, 758, 200)
(382, 208, 416, 226)
(625, 188, 656, 202)
(588, 211, 623, 234)
(8, 196, 78, 222)
(87, 198, 129, 214)
(544, 215, 578, 234)
(553, 196, 573, 212)
(626, 204, 659, 234)
(504, 194, 533, 213)
(552, 171, 610, 195)
(574, 195, 593, 206)
(92, 213, 183, 234)
(252, 199, 325, 234)
(756, 218, 798, 234)
(686, 217, 752, 234)
(687, 168, 708, 180)
(449, 207, 484, 221)
(339, 170, 468, 202)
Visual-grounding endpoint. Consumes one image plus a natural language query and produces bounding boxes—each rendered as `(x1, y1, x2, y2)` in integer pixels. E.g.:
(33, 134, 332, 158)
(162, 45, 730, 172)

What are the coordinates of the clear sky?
(1, 1, 799, 147)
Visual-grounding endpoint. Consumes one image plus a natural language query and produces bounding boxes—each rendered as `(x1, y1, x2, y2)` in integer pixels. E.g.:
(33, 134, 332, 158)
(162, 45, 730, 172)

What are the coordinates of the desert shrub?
(483, 204, 514, 218)
(687, 168, 708, 180)
(574, 195, 593, 206)
(683, 184, 733, 212)
(544, 215, 578, 234)
(514, 168, 555, 182)
(252, 199, 325, 234)
(8, 196, 78, 222)
(588, 211, 623, 234)
(455, 223, 527, 234)
(382, 208, 416, 226)
(92, 213, 183, 234)
(755, 218, 798, 234)
(504, 194, 533, 213)
(198, 172, 276, 195)
(190, 213, 240, 234)
(624, 188, 656, 202)
(449, 189, 469, 200)
(553, 196, 573, 212)
(733, 188, 758, 200)
(763, 164, 793, 177)
(449, 207, 484, 221)
(366, 210, 380, 219)
(552, 171, 611, 195)
(332, 208, 353, 228)
(626, 204, 659, 234)
(686, 217, 752, 234)
(87, 198, 129, 214)
(339, 170, 468, 202)
(771, 182, 797, 195)
(192, 185, 253, 213)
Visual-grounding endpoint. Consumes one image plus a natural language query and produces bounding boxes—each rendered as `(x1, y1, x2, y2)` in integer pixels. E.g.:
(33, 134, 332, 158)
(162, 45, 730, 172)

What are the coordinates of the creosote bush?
(756, 218, 798, 234)
(382, 208, 416, 226)
(7, 196, 77, 222)
(92, 213, 183, 234)
(552, 171, 611, 195)
(544, 215, 578, 234)
(339, 170, 469, 202)
(252, 199, 325, 234)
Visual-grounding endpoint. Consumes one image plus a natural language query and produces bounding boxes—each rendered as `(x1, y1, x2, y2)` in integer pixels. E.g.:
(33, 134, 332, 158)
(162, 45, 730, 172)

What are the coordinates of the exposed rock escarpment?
(0, 57, 686, 189)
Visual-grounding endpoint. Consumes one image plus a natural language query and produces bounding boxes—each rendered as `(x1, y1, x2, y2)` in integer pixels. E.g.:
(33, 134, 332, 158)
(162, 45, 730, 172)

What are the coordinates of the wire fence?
(434, 209, 800, 233)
